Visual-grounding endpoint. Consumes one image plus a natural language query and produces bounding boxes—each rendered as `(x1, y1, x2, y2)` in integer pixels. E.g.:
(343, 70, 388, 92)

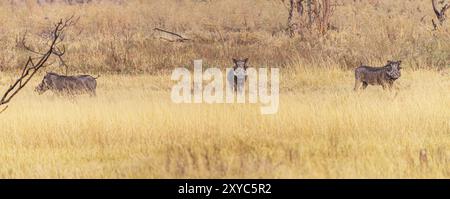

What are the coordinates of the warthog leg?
(362, 82, 368, 90)
(354, 79, 363, 91)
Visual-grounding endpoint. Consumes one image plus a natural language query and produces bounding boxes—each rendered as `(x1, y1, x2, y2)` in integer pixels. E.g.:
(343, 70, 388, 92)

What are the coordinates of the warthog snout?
(35, 82, 47, 95)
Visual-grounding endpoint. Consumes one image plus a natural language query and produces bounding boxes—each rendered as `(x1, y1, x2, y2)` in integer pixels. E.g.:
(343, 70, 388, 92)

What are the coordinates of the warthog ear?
(232, 58, 238, 64)
(243, 58, 249, 63)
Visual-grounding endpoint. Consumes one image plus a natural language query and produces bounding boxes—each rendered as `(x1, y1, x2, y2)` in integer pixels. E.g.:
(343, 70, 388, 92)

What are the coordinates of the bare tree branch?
(154, 28, 190, 42)
(18, 31, 46, 56)
(0, 16, 76, 112)
(432, 0, 450, 29)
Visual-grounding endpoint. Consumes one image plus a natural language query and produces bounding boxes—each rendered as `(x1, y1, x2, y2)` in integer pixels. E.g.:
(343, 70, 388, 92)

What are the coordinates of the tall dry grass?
(0, 0, 448, 178)
(0, 66, 448, 178)
(0, 0, 448, 74)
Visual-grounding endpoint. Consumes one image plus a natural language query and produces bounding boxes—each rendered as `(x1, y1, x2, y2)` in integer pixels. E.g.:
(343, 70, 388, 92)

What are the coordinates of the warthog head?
(386, 60, 402, 80)
(232, 58, 249, 77)
(35, 73, 54, 94)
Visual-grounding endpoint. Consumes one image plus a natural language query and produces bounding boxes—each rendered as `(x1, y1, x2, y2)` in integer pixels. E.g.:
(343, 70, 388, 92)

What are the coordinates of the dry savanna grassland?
(0, 0, 448, 178)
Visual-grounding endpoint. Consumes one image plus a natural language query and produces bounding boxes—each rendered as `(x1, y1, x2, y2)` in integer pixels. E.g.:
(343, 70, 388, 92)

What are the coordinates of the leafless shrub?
(285, 0, 336, 37)
(0, 17, 75, 113)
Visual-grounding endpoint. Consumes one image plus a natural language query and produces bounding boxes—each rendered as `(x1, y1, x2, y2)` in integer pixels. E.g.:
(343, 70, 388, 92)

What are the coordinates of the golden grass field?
(0, 0, 448, 178)
(0, 66, 448, 178)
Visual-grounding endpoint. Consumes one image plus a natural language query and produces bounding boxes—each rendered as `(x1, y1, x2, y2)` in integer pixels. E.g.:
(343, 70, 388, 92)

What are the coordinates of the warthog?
(35, 72, 99, 96)
(227, 58, 249, 93)
(354, 60, 402, 91)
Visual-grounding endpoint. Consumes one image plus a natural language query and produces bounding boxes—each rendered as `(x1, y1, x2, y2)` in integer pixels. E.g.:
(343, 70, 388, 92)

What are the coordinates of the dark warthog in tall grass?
(227, 58, 249, 93)
(354, 60, 402, 91)
(35, 72, 99, 96)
